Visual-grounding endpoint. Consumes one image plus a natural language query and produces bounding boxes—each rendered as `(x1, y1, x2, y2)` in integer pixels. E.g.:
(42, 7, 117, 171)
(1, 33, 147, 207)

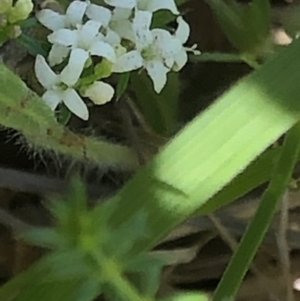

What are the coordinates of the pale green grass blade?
(212, 120, 300, 301)
(109, 38, 300, 254)
(197, 147, 280, 214)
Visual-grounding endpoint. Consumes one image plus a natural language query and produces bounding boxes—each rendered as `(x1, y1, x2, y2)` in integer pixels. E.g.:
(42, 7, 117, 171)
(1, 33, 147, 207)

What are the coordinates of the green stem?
(189, 52, 244, 63)
(94, 251, 153, 301)
(0, 62, 138, 170)
(240, 53, 261, 69)
(212, 121, 300, 301)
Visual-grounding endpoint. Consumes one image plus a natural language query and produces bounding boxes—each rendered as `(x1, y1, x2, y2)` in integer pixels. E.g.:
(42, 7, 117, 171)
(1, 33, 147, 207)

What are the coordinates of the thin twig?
(118, 97, 148, 166)
(126, 96, 154, 134)
(0, 208, 32, 233)
(0, 166, 115, 200)
(276, 191, 295, 301)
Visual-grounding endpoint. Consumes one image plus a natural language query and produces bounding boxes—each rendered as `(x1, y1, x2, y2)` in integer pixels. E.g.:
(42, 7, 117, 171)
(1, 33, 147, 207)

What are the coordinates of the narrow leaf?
(108, 38, 300, 255)
(213, 121, 300, 300)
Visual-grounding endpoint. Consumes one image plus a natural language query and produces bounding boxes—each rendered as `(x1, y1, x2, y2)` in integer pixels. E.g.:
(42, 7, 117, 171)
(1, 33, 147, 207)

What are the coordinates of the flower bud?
(7, 24, 22, 39)
(0, 15, 8, 27)
(8, 0, 33, 24)
(83, 81, 114, 105)
(0, 0, 12, 14)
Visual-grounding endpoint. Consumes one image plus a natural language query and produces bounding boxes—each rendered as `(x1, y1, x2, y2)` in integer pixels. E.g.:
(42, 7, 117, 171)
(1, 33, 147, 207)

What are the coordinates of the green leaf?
(275, 5, 300, 38)
(152, 0, 191, 28)
(38, 250, 92, 282)
(74, 278, 102, 301)
(17, 33, 48, 57)
(175, 0, 189, 5)
(131, 71, 180, 136)
(126, 253, 165, 298)
(56, 102, 71, 125)
(1, 264, 82, 301)
(197, 146, 281, 214)
(15, 279, 81, 301)
(104, 209, 148, 258)
(20, 227, 64, 249)
(18, 16, 38, 28)
(116, 72, 130, 101)
(207, 0, 270, 55)
(107, 37, 300, 256)
(0, 30, 9, 46)
(163, 291, 210, 301)
(213, 121, 300, 301)
(245, 0, 270, 46)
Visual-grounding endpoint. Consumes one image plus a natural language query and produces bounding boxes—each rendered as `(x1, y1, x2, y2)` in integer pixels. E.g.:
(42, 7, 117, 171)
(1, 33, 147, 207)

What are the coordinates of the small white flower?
(112, 50, 143, 73)
(85, 3, 134, 44)
(47, 20, 116, 66)
(36, 0, 87, 31)
(172, 16, 201, 71)
(48, 43, 70, 66)
(112, 10, 180, 93)
(113, 11, 199, 93)
(104, 0, 179, 15)
(84, 2, 132, 57)
(109, 8, 135, 42)
(35, 48, 89, 120)
(85, 2, 112, 28)
(83, 81, 115, 105)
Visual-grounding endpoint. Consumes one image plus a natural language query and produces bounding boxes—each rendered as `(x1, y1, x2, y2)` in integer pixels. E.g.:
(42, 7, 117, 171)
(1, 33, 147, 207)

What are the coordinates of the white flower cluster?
(35, 0, 199, 120)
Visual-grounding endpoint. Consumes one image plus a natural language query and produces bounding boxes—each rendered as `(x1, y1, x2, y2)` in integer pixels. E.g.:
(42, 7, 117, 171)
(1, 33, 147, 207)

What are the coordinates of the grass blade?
(212, 121, 300, 301)
(108, 38, 300, 254)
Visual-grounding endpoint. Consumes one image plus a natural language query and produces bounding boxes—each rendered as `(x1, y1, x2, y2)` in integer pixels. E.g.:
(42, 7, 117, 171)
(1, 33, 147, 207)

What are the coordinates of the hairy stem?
(0, 62, 138, 170)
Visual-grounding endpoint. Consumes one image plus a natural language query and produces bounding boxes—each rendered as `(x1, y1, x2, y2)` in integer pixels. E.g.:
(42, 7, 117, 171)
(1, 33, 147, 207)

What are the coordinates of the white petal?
(104, 0, 136, 9)
(173, 48, 187, 71)
(42, 90, 61, 110)
(146, 0, 179, 14)
(90, 41, 116, 62)
(294, 278, 300, 291)
(104, 29, 121, 46)
(36, 9, 65, 31)
(60, 48, 88, 86)
(86, 4, 112, 27)
(110, 19, 135, 41)
(65, 0, 87, 27)
(48, 29, 78, 46)
(115, 44, 127, 57)
(164, 56, 174, 69)
(152, 29, 181, 57)
(83, 81, 114, 105)
(145, 60, 169, 93)
(133, 10, 153, 50)
(175, 17, 190, 44)
(62, 88, 89, 120)
(112, 50, 143, 73)
(111, 7, 132, 21)
(35, 55, 58, 89)
(78, 20, 101, 49)
(135, 0, 147, 10)
(48, 43, 70, 66)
